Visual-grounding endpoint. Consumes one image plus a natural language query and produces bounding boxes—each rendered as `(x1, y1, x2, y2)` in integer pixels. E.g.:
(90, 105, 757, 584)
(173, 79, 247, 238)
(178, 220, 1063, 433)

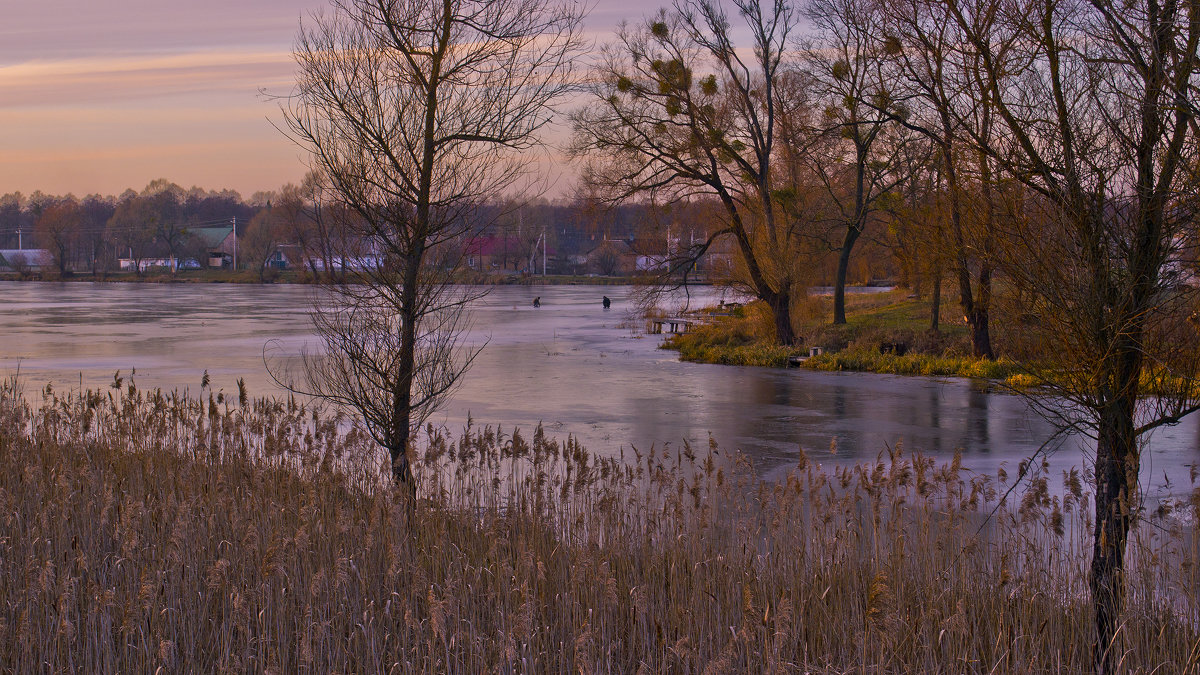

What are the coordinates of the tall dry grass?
(0, 377, 1197, 672)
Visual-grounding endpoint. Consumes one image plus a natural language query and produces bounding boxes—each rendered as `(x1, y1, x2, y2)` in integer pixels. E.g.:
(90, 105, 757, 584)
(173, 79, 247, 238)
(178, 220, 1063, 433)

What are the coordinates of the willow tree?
(572, 0, 805, 345)
(281, 0, 585, 486)
(939, 0, 1200, 667)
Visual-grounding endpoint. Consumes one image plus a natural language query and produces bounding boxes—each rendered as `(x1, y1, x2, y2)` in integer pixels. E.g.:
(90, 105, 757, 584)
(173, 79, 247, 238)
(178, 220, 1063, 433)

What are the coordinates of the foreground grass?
(1, 381, 1197, 672)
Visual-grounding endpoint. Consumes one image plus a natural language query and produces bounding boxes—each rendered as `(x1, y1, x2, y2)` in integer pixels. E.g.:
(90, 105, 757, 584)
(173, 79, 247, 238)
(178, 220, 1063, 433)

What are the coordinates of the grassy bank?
(0, 380, 1196, 671)
(663, 294, 1200, 397)
(802, 349, 1023, 379)
(664, 291, 1024, 381)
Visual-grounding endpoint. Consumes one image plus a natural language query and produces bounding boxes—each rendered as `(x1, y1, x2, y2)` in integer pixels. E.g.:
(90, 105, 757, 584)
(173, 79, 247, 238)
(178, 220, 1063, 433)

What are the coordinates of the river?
(2, 281, 1197, 498)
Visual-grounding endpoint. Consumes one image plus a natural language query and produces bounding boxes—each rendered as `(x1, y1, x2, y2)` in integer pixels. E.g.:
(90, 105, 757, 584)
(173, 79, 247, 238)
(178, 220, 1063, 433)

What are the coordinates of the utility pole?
(232, 216, 238, 270)
(530, 232, 541, 274)
(542, 228, 546, 276)
(16, 227, 21, 251)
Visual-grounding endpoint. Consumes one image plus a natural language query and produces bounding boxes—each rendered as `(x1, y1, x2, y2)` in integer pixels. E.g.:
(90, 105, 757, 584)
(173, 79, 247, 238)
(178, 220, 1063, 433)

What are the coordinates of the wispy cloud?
(0, 0, 647, 196)
(0, 49, 295, 108)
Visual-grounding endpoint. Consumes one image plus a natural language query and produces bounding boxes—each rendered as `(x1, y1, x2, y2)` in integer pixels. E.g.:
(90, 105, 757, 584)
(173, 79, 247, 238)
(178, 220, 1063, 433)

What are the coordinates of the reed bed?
(0, 378, 1197, 673)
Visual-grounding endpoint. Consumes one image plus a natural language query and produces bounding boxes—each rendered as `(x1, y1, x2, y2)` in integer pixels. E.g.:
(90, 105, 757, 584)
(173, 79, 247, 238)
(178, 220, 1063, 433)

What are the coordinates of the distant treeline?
(0, 177, 899, 283)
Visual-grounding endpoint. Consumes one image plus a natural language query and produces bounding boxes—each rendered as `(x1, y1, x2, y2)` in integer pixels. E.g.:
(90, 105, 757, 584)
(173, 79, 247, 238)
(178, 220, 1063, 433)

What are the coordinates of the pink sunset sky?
(0, 1, 639, 199)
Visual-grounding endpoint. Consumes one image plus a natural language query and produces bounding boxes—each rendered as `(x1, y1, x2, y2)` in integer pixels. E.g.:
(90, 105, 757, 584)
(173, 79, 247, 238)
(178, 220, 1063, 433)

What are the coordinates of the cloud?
(0, 1, 314, 63)
(0, 0, 653, 197)
(0, 46, 306, 196)
(0, 49, 296, 108)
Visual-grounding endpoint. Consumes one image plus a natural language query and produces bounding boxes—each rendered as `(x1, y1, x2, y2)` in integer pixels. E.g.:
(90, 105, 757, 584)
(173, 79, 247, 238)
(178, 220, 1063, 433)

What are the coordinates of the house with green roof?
(189, 226, 235, 268)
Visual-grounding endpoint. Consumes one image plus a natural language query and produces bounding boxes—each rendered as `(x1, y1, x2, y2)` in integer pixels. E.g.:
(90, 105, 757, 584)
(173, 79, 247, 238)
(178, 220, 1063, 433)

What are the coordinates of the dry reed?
(0, 377, 1196, 673)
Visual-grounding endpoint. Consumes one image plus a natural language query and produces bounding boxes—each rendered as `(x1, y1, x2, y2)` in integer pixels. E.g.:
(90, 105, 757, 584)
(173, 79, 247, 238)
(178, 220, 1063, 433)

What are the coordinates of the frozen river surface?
(2, 281, 1197, 497)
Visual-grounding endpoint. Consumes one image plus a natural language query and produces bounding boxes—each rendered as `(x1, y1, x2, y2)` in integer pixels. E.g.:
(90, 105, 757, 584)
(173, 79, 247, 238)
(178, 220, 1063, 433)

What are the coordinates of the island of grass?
(662, 289, 1029, 384)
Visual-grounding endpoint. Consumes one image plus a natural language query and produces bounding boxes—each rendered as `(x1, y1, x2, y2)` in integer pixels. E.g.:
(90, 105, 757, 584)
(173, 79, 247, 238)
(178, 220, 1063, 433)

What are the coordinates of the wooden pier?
(650, 317, 699, 334)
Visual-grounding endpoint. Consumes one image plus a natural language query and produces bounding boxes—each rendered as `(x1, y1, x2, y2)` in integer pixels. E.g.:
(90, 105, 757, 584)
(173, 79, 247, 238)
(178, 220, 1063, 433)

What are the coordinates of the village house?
(0, 248, 53, 273)
(190, 225, 236, 268)
(463, 235, 555, 273)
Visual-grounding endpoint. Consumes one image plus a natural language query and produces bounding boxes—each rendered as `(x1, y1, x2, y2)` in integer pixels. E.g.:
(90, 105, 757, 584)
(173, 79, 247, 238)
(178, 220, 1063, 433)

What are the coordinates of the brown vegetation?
(0, 379, 1196, 671)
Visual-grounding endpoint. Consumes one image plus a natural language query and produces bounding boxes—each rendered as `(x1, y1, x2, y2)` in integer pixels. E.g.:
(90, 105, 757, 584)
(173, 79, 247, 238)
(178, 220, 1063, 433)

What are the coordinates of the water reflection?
(0, 281, 1197, 497)
(967, 386, 990, 455)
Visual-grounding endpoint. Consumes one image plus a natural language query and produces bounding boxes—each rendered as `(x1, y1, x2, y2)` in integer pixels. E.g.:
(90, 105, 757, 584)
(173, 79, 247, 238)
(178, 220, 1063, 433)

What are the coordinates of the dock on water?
(649, 317, 699, 334)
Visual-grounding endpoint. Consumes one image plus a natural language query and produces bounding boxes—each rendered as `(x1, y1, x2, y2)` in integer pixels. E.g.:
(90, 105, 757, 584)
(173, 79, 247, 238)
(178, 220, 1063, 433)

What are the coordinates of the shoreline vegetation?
(661, 291, 1200, 397)
(0, 379, 1195, 671)
(662, 290, 1032, 385)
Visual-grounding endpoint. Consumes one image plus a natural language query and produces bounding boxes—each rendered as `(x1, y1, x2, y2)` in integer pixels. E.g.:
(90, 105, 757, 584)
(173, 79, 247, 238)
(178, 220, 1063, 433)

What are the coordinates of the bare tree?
(0, 194, 22, 250)
(107, 196, 156, 277)
(280, 0, 586, 486)
(275, 172, 356, 281)
(241, 208, 285, 282)
(935, 0, 1200, 668)
(590, 240, 623, 276)
(877, 141, 948, 330)
(35, 200, 81, 277)
(572, 0, 806, 345)
(804, 0, 915, 325)
(80, 195, 115, 277)
(876, 0, 1001, 356)
(141, 181, 188, 274)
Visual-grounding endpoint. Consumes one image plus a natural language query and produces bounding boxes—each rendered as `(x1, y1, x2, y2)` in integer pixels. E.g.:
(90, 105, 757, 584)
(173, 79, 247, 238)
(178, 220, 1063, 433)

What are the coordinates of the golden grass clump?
(0, 378, 1197, 672)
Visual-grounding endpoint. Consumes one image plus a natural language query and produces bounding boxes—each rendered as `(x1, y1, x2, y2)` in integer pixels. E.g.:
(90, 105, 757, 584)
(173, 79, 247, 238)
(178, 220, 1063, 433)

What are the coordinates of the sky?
(0, 1, 640, 200)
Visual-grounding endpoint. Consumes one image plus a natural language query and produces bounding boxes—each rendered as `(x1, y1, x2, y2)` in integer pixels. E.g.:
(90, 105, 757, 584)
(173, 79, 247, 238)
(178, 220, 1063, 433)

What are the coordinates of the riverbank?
(661, 295, 1200, 400)
(662, 290, 1030, 384)
(0, 380, 1193, 671)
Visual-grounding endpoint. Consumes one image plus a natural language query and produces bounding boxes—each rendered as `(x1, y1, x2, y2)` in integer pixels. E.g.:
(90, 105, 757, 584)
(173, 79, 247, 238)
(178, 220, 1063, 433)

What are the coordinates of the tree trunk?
(955, 264, 995, 359)
(390, 244, 424, 492)
(929, 271, 941, 332)
(1090, 394, 1138, 674)
(965, 307, 993, 359)
(390, 441, 416, 487)
(768, 291, 795, 346)
(942, 132, 994, 359)
(719, 194, 792, 346)
(833, 224, 861, 325)
(306, 251, 320, 279)
(968, 150, 996, 360)
(389, 380, 414, 486)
